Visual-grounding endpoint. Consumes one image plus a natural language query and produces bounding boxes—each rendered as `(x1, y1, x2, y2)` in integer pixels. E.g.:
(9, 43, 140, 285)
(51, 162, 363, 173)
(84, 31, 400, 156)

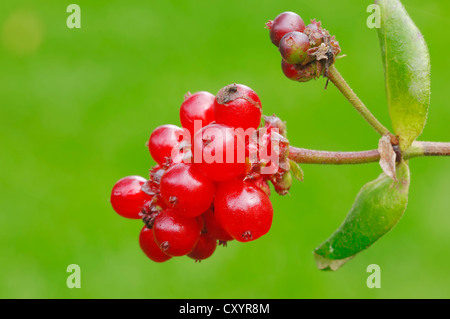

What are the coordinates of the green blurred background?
(1, 0, 449, 299)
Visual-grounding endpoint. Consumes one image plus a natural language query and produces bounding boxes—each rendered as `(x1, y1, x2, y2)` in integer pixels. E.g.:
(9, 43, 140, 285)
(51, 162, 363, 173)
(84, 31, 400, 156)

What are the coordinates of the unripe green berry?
(279, 31, 310, 65)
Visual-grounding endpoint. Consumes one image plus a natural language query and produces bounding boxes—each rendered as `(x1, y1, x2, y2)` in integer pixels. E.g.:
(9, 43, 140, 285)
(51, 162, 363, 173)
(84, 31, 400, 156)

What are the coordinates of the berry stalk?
(326, 64, 391, 137)
(289, 141, 450, 165)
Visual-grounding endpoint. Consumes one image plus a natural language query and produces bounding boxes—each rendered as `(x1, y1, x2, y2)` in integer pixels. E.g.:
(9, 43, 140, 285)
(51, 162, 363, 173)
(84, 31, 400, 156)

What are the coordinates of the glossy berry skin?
(279, 31, 310, 65)
(148, 124, 185, 165)
(202, 208, 234, 242)
(193, 123, 246, 182)
(281, 60, 318, 82)
(160, 163, 216, 217)
(269, 12, 305, 47)
(110, 175, 152, 219)
(187, 233, 217, 261)
(180, 91, 215, 137)
(153, 208, 201, 256)
(139, 226, 172, 263)
(214, 180, 273, 242)
(214, 84, 262, 131)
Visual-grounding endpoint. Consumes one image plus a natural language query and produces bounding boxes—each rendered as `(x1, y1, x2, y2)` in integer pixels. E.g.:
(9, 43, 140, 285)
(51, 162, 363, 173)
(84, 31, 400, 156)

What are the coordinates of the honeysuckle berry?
(148, 124, 187, 165)
(279, 31, 311, 65)
(281, 60, 320, 82)
(187, 232, 217, 262)
(214, 180, 273, 242)
(139, 226, 172, 263)
(267, 11, 306, 47)
(180, 91, 215, 137)
(153, 208, 201, 256)
(202, 208, 234, 242)
(110, 175, 153, 219)
(193, 123, 247, 181)
(214, 84, 262, 131)
(160, 163, 216, 217)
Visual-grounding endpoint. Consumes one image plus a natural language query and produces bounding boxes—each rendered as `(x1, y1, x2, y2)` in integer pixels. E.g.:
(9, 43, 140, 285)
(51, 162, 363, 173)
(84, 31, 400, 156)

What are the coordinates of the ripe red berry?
(214, 180, 273, 242)
(193, 123, 247, 181)
(268, 12, 305, 47)
(148, 124, 186, 165)
(187, 233, 217, 262)
(110, 175, 152, 219)
(153, 208, 201, 256)
(180, 91, 215, 137)
(214, 84, 262, 131)
(139, 226, 172, 263)
(202, 208, 234, 242)
(160, 163, 215, 217)
(279, 31, 310, 65)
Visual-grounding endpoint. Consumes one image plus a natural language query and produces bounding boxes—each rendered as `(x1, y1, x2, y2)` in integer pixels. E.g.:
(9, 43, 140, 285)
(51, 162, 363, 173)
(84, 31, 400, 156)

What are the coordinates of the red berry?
(180, 91, 215, 137)
(148, 124, 186, 165)
(139, 226, 172, 263)
(187, 233, 217, 262)
(214, 84, 262, 131)
(214, 180, 273, 242)
(160, 163, 215, 217)
(153, 208, 201, 256)
(279, 31, 310, 65)
(193, 123, 246, 181)
(269, 12, 305, 47)
(110, 175, 152, 219)
(281, 60, 318, 82)
(202, 208, 234, 242)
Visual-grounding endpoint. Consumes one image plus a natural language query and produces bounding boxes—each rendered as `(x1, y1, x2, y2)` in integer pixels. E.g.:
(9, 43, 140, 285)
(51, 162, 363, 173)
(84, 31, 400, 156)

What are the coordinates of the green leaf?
(314, 161, 410, 271)
(376, 0, 430, 151)
(289, 160, 304, 182)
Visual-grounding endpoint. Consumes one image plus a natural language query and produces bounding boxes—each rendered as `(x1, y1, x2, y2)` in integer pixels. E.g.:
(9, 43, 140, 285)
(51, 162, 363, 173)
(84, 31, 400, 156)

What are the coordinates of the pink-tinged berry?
(202, 208, 234, 242)
(139, 226, 171, 263)
(279, 31, 310, 65)
(160, 163, 215, 217)
(110, 175, 152, 219)
(281, 60, 319, 82)
(153, 208, 201, 256)
(187, 233, 217, 262)
(193, 123, 247, 181)
(148, 124, 186, 165)
(214, 180, 273, 242)
(268, 12, 305, 47)
(214, 84, 262, 131)
(180, 91, 215, 137)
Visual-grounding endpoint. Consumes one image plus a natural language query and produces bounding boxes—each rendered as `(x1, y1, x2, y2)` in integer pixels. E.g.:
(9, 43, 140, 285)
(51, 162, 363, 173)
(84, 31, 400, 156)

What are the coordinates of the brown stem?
(288, 141, 450, 165)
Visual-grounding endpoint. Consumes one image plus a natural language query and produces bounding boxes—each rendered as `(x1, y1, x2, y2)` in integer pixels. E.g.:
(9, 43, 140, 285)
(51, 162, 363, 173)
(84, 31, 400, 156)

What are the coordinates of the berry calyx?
(187, 233, 217, 262)
(214, 84, 262, 131)
(214, 180, 273, 242)
(268, 12, 305, 47)
(139, 226, 172, 263)
(180, 91, 215, 137)
(193, 123, 247, 181)
(160, 163, 216, 217)
(279, 31, 310, 65)
(148, 124, 186, 165)
(110, 175, 152, 219)
(153, 208, 201, 256)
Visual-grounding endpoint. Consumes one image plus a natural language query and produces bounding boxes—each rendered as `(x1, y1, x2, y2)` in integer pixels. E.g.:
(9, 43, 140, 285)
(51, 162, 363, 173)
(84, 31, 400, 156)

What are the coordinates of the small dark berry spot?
(242, 231, 253, 241)
(160, 241, 170, 251)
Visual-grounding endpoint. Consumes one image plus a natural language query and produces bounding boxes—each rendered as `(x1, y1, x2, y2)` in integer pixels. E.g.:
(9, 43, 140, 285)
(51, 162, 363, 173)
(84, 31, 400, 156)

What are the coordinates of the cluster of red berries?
(110, 84, 293, 263)
(266, 11, 341, 82)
